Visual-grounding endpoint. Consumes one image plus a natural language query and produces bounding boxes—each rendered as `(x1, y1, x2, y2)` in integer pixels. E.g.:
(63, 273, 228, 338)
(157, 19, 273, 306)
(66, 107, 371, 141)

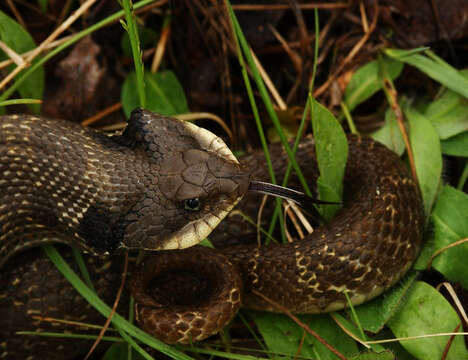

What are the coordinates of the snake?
(0, 109, 424, 358)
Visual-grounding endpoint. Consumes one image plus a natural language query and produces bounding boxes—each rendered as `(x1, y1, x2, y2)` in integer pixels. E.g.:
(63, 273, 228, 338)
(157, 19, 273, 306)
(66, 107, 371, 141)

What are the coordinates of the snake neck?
(217, 136, 424, 313)
(0, 111, 250, 267)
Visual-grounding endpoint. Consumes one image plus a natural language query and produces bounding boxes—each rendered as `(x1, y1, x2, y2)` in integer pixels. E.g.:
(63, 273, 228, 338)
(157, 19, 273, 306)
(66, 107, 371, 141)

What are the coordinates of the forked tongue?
(248, 180, 341, 222)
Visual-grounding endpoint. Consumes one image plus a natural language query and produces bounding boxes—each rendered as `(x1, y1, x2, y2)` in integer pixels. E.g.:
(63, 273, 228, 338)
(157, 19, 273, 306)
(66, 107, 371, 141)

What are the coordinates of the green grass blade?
(121, 0, 146, 108)
(42, 245, 194, 360)
(226, 0, 312, 198)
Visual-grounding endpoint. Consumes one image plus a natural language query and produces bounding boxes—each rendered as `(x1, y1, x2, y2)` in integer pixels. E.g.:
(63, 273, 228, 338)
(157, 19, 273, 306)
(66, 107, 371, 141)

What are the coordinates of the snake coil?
(0, 110, 424, 356)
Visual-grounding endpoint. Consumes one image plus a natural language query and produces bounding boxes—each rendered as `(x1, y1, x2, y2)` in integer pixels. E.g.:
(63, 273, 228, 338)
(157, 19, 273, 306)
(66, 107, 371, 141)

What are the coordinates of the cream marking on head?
(182, 120, 239, 164)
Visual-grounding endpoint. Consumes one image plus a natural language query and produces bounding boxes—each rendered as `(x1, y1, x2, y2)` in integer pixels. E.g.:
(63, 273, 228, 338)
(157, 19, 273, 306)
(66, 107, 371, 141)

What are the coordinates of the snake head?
(119, 109, 250, 251)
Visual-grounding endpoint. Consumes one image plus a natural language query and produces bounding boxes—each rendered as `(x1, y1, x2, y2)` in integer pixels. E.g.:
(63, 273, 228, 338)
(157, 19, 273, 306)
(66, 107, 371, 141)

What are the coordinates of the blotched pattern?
(0, 113, 424, 357)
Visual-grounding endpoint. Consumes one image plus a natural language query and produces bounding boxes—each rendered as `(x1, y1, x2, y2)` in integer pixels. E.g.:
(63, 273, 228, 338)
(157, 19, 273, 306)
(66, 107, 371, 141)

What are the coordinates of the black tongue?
(248, 180, 341, 223)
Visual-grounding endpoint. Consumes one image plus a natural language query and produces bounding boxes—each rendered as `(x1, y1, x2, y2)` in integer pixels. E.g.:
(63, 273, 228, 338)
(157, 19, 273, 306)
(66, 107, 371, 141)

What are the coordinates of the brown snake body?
(0, 109, 424, 358)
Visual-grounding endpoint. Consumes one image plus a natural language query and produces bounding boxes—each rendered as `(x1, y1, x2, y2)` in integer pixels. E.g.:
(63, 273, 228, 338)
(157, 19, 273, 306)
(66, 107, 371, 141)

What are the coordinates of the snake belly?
(0, 111, 424, 357)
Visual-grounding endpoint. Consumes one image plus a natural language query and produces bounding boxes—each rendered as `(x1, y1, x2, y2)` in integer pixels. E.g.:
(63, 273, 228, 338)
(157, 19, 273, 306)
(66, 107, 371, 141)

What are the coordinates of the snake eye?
(184, 198, 201, 211)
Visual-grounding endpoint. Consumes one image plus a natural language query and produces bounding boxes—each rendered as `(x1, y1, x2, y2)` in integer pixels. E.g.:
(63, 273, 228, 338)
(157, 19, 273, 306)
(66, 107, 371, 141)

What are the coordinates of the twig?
(252, 290, 347, 360)
(6, 0, 26, 28)
(81, 103, 122, 127)
(441, 323, 461, 360)
(383, 78, 418, 184)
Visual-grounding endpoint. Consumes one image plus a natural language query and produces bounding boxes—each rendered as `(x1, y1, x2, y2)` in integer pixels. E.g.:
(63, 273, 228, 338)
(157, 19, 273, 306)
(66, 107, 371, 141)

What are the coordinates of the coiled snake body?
(0, 109, 424, 357)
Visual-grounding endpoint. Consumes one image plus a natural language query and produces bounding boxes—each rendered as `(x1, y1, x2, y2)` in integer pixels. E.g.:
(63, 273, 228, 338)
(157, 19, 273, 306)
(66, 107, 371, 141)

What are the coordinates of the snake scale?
(0, 109, 424, 358)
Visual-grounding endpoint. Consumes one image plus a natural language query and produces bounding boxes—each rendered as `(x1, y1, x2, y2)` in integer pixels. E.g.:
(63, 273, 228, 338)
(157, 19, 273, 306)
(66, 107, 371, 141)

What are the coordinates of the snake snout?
(130, 246, 243, 344)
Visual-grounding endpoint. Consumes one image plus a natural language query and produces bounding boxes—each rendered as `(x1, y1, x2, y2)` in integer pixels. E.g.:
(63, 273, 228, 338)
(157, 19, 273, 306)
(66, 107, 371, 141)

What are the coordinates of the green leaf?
(414, 186, 468, 288)
(251, 312, 358, 359)
(385, 49, 468, 98)
(344, 57, 403, 111)
(310, 98, 348, 221)
(423, 72, 468, 139)
(353, 272, 418, 333)
(0, 10, 44, 113)
(121, 70, 189, 117)
(406, 107, 442, 218)
(388, 281, 467, 360)
(440, 131, 468, 157)
(371, 109, 405, 156)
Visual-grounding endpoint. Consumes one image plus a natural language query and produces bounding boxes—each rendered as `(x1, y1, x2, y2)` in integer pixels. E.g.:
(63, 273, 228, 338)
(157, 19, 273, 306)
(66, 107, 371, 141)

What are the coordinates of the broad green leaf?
(388, 281, 467, 360)
(371, 109, 405, 156)
(423, 74, 468, 139)
(344, 57, 403, 111)
(414, 186, 468, 288)
(251, 311, 358, 359)
(352, 272, 418, 333)
(385, 49, 468, 98)
(441, 131, 468, 157)
(121, 70, 189, 117)
(0, 10, 44, 113)
(310, 98, 348, 221)
(406, 107, 442, 218)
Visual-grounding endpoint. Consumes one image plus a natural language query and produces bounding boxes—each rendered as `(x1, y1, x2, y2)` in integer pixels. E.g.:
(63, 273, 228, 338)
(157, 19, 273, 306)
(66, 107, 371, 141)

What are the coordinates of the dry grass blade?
(0, 35, 74, 70)
(251, 49, 287, 110)
(427, 237, 468, 271)
(283, 202, 304, 242)
(151, 19, 170, 73)
(365, 332, 468, 345)
(313, 0, 379, 97)
(32, 316, 112, 331)
(257, 194, 268, 246)
(436, 282, 468, 325)
(0, 0, 99, 91)
(0, 40, 25, 66)
(329, 313, 370, 348)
